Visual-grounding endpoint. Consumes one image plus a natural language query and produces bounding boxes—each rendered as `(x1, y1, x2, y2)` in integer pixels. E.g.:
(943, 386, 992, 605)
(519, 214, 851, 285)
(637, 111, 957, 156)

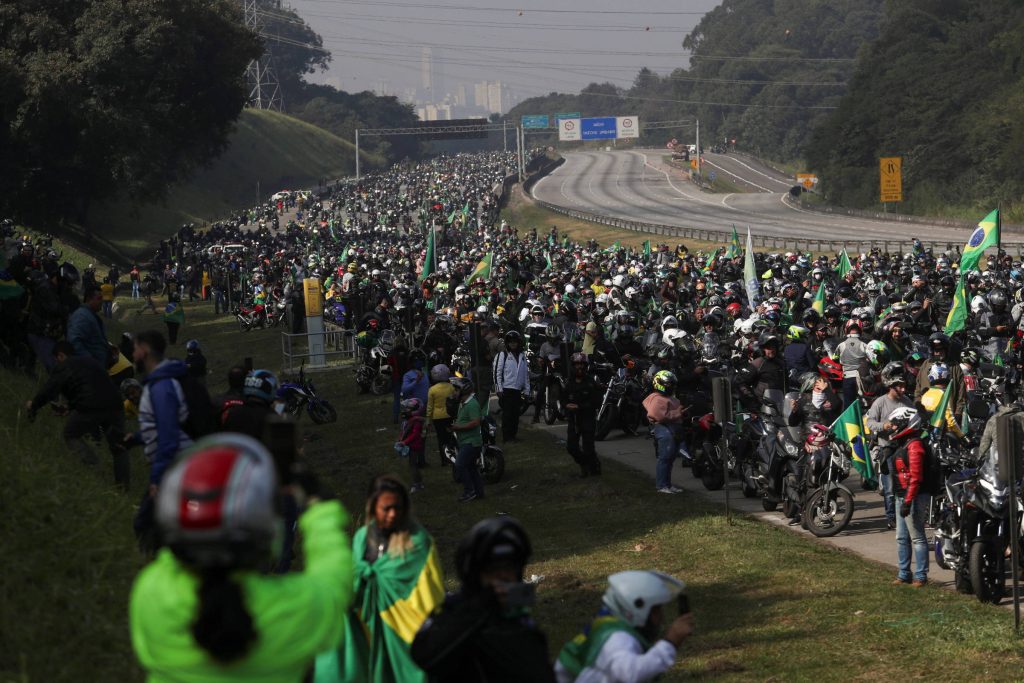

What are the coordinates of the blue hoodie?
(136, 359, 192, 485)
(401, 367, 429, 406)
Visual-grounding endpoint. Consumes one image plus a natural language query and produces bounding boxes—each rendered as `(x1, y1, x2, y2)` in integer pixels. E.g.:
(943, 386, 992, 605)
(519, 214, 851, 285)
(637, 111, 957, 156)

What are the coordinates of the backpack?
(894, 439, 943, 497)
(178, 375, 217, 439)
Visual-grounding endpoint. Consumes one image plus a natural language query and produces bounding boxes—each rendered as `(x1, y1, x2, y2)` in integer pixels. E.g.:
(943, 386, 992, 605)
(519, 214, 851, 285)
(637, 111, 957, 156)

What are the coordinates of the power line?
(293, 0, 712, 15)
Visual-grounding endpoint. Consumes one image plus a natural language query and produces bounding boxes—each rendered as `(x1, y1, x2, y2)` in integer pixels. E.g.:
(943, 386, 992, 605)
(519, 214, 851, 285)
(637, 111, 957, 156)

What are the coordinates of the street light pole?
(355, 129, 360, 181)
(695, 119, 701, 178)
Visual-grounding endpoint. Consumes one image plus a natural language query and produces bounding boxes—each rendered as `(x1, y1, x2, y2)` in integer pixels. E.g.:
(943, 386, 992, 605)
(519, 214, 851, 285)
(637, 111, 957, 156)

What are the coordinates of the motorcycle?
(324, 300, 348, 328)
(934, 442, 1023, 603)
(747, 390, 804, 512)
(799, 433, 856, 537)
(594, 363, 644, 440)
(688, 412, 728, 491)
(542, 356, 567, 425)
(355, 329, 394, 395)
(277, 364, 337, 424)
(442, 414, 506, 484)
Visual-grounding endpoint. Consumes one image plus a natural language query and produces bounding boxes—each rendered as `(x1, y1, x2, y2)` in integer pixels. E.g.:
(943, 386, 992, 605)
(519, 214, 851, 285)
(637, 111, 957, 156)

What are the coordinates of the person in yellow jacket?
(131, 433, 353, 683)
(426, 364, 456, 465)
(920, 362, 964, 439)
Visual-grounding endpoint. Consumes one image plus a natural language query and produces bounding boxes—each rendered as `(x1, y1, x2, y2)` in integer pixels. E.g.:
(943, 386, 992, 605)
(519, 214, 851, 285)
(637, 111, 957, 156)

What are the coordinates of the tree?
(0, 0, 262, 235)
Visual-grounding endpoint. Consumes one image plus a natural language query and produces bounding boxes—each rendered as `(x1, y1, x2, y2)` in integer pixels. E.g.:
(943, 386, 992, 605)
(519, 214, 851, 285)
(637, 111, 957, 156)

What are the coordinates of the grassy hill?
(79, 109, 378, 262)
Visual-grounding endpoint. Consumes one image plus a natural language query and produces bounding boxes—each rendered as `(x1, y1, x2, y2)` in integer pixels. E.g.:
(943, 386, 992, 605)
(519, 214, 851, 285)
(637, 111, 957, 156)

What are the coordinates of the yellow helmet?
(347, 263, 357, 273)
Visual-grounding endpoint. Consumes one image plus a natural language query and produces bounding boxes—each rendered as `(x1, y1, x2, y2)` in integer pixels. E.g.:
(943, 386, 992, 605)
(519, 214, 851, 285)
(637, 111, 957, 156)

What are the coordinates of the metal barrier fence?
(531, 194, 1024, 258)
(281, 328, 358, 373)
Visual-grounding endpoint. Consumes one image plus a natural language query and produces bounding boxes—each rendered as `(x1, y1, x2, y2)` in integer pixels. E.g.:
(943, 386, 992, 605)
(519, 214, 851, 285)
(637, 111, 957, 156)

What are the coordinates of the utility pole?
(242, 0, 282, 111)
(503, 120, 508, 152)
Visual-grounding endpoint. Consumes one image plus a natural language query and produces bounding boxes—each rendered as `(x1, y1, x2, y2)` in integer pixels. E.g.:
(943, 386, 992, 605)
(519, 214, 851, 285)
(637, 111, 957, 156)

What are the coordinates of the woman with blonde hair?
(315, 475, 444, 683)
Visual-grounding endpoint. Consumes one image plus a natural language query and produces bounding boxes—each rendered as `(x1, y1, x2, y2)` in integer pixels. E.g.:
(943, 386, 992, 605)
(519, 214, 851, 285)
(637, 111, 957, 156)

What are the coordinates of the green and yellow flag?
(316, 524, 445, 683)
(811, 282, 827, 315)
(929, 383, 951, 431)
(960, 209, 999, 272)
(943, 273, 968, 335)
(830, 401, 873, 482)
(836, 249, 853, 278)
(726, 225, 741, 259)
(464, 252, 493, 285)
(418, 228, 435, 283)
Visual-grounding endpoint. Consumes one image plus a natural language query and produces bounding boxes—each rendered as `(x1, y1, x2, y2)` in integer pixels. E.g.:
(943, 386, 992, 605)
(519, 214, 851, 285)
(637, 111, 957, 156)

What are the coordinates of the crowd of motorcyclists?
(6, 145, 1024, 681)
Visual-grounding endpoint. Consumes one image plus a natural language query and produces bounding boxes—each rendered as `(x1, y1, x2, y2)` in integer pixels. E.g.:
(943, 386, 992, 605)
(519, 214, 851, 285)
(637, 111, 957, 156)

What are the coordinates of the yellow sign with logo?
(796, 173, 818, 191)
(690, 158, 698, 170)
(880, 157, 902, 202)
(303, 278, 323, 317)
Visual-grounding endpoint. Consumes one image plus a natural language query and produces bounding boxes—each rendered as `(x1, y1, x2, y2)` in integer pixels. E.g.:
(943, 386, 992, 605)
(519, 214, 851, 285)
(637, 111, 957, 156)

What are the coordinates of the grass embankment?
(62, 109, 381, 262)
(5, 294, 1024, 681)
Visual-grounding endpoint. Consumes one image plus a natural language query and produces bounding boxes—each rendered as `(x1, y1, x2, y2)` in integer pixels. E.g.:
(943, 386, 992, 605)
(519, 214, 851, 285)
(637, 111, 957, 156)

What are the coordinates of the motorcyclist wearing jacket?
(886, 407, 929, 587)
(978, 289, 1013, 364)
(783, 325, 816, 383)
(412, 517, 555, 683)
(835, 320, 867, 410)
(555, 570, 694, 683)
(642, 370, 686, 494)
(563, 353, 602, 478)
(865, 363, 914, 529)
(737, 333, 787, 411)
(131, 434, 353, 683)
(222, 370, 278, 440)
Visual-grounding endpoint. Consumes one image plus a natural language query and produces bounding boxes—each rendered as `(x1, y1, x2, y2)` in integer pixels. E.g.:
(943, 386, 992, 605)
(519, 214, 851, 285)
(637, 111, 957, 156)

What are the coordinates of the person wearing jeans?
(642, 370, 685, 494)
(886, 405, 929, 586)
(865, 364, 914, 529)
(450, 377, 484, 503)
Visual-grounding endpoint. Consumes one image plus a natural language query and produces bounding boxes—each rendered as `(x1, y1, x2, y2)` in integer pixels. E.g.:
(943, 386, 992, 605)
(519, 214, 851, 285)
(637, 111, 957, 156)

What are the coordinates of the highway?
(531, 150, 989, 245)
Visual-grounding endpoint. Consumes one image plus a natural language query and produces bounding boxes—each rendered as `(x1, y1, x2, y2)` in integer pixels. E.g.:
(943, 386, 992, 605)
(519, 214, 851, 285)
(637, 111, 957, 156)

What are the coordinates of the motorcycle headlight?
(784, 440, 800, 457)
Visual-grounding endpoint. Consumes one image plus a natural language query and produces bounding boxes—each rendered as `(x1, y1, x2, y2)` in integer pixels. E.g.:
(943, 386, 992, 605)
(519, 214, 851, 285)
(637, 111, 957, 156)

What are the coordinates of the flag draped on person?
(743, 228, 760, 308)
(830, 401, 873, 483)
(726, 225, 741, 259)
(836, 249, 853, 278)
(418, 228, 435, 282)
(929, 383, 951, 431)
(464, 252, 493, 285)
(943, 273, 968, 335)
(960, 209, 999, 272)
(316, 524, 445, 683)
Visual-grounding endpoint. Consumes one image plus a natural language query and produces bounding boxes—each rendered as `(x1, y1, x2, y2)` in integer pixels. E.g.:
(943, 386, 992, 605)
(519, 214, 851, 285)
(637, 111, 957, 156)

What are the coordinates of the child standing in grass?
(397, 398, 426, 493)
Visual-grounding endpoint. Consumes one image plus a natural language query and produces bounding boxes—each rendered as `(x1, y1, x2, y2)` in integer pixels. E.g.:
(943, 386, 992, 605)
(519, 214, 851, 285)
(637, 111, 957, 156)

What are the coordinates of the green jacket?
(131, 500, 353, 683)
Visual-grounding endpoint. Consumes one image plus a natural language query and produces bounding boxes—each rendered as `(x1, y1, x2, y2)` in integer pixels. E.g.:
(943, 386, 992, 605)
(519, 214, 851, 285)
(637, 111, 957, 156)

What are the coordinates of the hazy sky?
(286, 0, 722, 102)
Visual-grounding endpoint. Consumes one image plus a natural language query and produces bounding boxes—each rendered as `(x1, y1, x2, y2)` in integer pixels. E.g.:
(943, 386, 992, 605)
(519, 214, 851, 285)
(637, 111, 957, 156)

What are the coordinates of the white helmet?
(661, 316, 679, 331)
(612, 274, 626, 288)
(564, 284, 576, 295)
(624, 286, 638, 300)
(662, 328, 688, 346)
(602, 570, 685, 627)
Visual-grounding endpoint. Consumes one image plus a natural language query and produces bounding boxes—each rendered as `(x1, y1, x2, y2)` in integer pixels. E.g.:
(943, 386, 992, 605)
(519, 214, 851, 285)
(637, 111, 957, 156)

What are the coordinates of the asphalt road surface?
(532, 150, 996, 245)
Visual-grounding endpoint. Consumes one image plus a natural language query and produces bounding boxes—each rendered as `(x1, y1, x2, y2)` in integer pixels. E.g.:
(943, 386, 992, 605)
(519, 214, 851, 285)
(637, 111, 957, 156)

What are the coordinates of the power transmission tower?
(242, 0, 282, 111)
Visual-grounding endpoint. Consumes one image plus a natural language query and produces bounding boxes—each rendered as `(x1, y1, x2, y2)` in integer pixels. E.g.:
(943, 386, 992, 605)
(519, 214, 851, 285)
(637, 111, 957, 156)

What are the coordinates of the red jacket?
(400, 416, 425, 451)
(893, 438, 925, 503)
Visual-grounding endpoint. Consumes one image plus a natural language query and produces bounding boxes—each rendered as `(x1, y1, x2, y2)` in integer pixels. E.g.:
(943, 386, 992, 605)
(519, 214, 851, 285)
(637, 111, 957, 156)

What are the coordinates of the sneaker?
(457, 492, 478, 503)
(668, 485, 684, 493)
(657, 487, 681, 494)
(788, 517, 802, 526)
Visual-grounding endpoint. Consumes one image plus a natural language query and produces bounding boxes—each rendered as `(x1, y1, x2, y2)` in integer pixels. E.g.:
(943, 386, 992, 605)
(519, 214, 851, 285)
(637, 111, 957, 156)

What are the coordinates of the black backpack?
(178, 375, 217, 439)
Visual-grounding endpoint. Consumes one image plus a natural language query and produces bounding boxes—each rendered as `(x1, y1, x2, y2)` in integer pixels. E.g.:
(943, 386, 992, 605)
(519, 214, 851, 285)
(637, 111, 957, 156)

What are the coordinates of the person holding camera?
(555, 570, 695, 683)
(130, 433, 353, 682)
(411, 516, 556, 683)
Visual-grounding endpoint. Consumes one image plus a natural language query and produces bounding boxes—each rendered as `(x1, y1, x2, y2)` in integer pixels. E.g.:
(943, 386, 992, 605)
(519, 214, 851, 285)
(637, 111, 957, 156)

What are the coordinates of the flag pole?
(997, 201, 1003, 270)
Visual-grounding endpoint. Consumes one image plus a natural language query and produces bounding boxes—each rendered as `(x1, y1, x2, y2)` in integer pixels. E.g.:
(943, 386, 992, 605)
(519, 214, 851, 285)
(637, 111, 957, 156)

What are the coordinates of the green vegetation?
(78, 109, 377, 261)
(507, 1, 884, 162)
(7, 289, 1024, 682)
(807, 2, 1024, 221)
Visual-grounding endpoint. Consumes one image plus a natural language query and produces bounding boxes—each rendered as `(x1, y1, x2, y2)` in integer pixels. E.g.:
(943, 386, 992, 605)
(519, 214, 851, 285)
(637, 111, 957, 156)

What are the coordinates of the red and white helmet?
(157, 433, 279, 567)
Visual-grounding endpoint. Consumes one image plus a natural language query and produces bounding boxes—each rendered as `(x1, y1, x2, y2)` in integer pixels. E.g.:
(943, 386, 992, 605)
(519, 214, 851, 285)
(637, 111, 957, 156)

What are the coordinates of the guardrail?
(522, 158, 1024, 256)
(281, 328, 358, 373)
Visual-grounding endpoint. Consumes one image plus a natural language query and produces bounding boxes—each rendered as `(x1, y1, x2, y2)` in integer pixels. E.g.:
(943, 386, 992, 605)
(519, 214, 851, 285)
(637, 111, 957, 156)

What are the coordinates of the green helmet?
(652, 370, 677, 394)
(866, 340, 889, 368)
(786, 325, 809, 343)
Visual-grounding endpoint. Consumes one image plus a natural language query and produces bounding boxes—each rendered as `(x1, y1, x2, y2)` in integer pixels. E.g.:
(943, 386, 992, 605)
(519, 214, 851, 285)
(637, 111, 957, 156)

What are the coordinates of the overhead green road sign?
(521, 115, 549, 129)
(555, 112, 580, 121)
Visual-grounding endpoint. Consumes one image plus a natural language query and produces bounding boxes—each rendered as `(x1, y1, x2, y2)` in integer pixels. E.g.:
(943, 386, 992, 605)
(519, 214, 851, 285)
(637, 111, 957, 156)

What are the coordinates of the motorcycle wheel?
(370, 374, 392, 395)
(543, 385, 559, 425)
(481, 447, 505, 484)
(308, 400, 337, 424)
(761, 498, 778, 512)
(700, 446, 725, 491)
(595, 406, 617, 441)
(442, 443, 457, 468)
(803, 488, 855, 538)
(969, 540, 1005, 604)
(934, 538, 951, 571)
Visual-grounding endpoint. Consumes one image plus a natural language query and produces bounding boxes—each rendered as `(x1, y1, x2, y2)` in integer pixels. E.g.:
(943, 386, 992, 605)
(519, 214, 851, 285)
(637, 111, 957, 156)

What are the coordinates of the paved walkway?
(522, 415, 975, 594)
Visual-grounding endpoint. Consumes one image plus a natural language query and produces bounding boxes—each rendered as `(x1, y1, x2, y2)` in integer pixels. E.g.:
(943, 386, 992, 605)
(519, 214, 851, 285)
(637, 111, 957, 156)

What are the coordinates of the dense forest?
(806, 0, 1024, 215)
(507, 0, 885, 162)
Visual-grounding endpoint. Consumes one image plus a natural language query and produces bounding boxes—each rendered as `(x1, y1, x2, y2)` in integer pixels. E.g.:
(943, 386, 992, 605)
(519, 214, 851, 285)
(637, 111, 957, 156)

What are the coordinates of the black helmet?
(760, 333, 781, 349)
(504, 330, 522, 345)
(455, 516, 532, 593)
(929, 332, 950, 350)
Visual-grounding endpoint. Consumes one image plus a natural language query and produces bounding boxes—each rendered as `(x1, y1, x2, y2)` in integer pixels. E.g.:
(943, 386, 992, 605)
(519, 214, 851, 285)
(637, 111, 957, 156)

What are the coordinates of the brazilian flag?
(314, 524, 444, 683)
(811, 282, 827, 315)
(943, 273, 968, 335)
(960, 209, 999, 272)
(463, 252, 493, 285)
(830, 401, 873, 483)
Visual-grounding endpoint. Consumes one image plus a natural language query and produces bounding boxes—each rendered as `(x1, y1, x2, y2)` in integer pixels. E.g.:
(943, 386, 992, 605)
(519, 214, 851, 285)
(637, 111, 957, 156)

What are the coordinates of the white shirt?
(554, 632, 677, 683)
